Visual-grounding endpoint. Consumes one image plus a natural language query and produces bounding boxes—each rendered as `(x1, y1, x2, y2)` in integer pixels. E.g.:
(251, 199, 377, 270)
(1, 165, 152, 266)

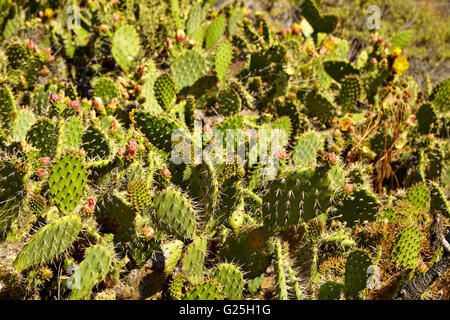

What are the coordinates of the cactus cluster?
(0, 0, 448, 301)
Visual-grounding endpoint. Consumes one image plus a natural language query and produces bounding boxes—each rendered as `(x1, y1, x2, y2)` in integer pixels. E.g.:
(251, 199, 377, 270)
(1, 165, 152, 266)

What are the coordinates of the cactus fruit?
(48, 152, 88, 215)
(13, 215, 82, 271)
(391, 225, 421, 269)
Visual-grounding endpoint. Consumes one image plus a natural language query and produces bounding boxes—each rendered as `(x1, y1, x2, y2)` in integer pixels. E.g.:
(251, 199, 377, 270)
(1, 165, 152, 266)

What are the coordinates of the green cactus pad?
(262, 168, 333, 233)
(182, 280, 224, 300)
(132, 110, 187, 154)
(391, 225, 421, 269)
(205, 15, 226, 49)
(211, 263, 244, 300)
(292, 131, 321, 167)
(406, 183, 430, 211)
(338, 75, 362, 112)
(301, 0, 339, 34)
(160, 239, 184, 275)
(127, 179, 152, 211)
(0, 159, 26, 231)
(13, 215, 82, 271)
(318, 281, 343, 300)
(152, 188, 197, 240)
(111, 24, 140, 71)
(323, 61, 359, 83)
(169, 273, 185, 300)
(334, 187, 379, 228)
(344, 250, 372, 296)
(215, 40, 233, 82)
(95, 193, 135, 243)
(219, 226, 271, 278)
(82, 125, 113, 160)
(153, 73, 176, 111)
(416, 103, 438, 134)
(186, 1, 208, 36)
(217, 87, 242, 117)
(48, 152, 88, 214)
(430, 182, 449, 218)
(26, 118, 57, 156)
(304, 89, 337, 122)
(60, 117, 83, 151)
(0, 86, 17, 133)
(69, 245, 112, 300)
(93, 78, 120, 105)
(428, 78, 449, 112)
(10, 108, 35, 142)
(171, 50, 205, 91)
(182, 236, 207, 284)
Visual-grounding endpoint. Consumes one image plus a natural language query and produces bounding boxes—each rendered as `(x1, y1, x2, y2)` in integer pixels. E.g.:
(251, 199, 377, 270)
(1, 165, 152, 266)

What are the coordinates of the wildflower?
(323, 38, 336, 52)
(392, 55, 409, 75)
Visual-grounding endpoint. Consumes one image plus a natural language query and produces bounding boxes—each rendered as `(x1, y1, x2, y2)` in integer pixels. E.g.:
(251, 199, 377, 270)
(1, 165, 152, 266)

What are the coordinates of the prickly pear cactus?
(0, 0, 448, 302)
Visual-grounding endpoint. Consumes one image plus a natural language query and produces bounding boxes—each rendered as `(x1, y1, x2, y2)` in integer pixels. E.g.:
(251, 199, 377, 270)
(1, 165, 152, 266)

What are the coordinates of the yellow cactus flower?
(392, 47, 402, 57)
(210, 11, 219, 18)
(392, 55, 409, 75)
(323, 39, 336, 52)
(44, 8, 54, 19)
